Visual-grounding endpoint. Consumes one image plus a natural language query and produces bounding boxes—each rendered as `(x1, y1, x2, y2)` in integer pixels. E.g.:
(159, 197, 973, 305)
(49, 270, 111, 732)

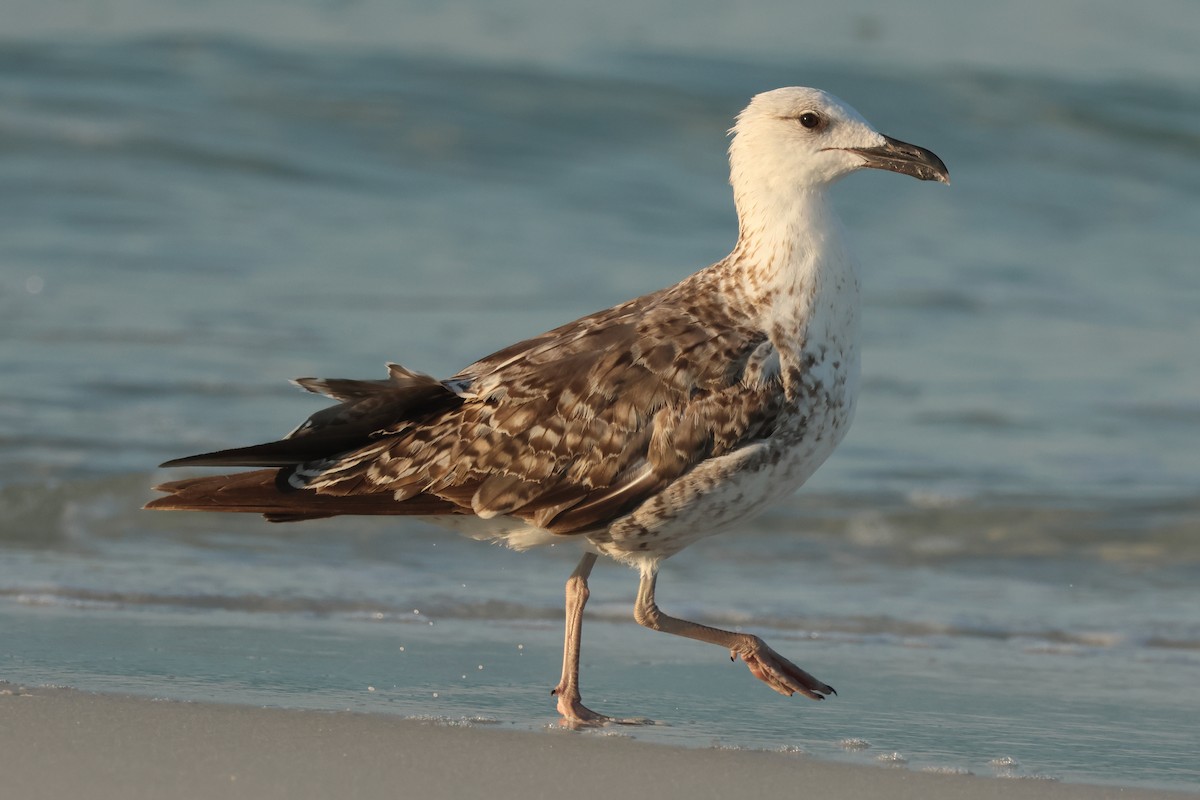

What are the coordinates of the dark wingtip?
(158, 450, 230, 468)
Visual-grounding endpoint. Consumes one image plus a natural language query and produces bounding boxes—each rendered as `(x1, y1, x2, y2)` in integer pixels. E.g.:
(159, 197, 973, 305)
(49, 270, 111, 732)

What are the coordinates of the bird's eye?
(798, 112, 821, 130)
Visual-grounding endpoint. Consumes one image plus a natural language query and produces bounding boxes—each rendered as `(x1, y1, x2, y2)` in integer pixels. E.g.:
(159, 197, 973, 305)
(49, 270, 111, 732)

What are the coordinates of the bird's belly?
(424, 346, 858, 564)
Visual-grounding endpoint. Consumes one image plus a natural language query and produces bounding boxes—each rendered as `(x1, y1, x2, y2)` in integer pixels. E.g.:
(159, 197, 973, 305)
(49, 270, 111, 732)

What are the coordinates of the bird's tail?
(145, 469, 460, 523)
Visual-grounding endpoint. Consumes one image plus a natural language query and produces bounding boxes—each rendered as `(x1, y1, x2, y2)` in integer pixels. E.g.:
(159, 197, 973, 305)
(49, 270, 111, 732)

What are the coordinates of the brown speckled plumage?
(294, 277, 783, 534)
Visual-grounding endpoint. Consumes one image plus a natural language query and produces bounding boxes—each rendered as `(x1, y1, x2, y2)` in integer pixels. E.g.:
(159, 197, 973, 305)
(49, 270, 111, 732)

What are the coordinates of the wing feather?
(154, 281, 785, 531)
(289, 285, 784, 533)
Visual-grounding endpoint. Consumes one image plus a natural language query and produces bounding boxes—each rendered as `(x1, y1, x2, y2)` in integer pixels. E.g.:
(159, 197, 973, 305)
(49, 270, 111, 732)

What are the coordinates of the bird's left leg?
(554, 551, 633, 724)
(551, 552, 609, 723)
(633, 563, 835, 700)
(552, 553, 651, 726)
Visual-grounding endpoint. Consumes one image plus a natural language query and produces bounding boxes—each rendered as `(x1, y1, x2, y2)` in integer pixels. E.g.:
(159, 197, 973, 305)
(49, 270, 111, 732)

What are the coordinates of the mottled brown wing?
(291, 287, 783, 534)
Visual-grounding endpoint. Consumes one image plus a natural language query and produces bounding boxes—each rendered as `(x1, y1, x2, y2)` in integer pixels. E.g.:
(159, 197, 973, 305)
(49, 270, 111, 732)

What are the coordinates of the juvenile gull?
(148, 87, 948, 723)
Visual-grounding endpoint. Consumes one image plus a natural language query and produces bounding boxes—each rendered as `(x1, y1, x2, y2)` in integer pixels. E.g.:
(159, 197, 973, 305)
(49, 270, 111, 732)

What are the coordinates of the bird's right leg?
(633, 563, 835, 700)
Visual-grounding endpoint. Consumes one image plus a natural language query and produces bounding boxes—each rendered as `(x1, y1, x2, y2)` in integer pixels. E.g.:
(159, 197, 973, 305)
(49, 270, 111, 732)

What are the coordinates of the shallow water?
(2, 1, 1199, 792)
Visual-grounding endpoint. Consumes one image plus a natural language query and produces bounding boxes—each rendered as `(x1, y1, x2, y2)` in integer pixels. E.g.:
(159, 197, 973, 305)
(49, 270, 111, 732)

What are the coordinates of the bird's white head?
(728, 87, 949, 211)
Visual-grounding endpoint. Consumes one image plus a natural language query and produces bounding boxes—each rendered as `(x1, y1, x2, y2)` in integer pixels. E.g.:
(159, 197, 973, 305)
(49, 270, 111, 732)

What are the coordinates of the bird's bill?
(841, 135, 950, 184)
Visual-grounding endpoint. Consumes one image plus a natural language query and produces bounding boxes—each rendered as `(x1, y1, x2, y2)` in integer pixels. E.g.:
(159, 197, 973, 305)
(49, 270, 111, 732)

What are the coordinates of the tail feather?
(145, 469, 462, 522)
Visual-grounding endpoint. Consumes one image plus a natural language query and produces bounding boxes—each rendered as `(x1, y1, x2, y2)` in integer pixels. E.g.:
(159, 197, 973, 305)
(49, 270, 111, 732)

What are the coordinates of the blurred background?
(2, 0, 1198, 790)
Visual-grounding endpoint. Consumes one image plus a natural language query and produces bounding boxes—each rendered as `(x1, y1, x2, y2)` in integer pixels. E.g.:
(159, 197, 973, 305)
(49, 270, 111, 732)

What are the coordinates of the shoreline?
(3, 683, 1195, 800)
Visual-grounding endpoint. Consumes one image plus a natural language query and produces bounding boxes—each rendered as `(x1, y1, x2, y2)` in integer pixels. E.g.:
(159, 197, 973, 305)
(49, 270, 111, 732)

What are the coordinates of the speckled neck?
(698, 189, 859, 344)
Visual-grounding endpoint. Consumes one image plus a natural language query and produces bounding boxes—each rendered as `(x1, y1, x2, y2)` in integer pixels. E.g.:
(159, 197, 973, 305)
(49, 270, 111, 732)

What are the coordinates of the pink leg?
(551, 553, 649, 725)
(551, 553, 609, 723)
(633, 565, 835, 701)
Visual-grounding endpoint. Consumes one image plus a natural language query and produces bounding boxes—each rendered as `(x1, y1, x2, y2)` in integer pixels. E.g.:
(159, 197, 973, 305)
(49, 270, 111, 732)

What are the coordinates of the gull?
(148, 87, 948, 724)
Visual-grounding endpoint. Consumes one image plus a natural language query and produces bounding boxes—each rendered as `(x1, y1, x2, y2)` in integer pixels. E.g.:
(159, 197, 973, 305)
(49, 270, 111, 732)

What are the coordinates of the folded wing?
(149, 287, 784, 532)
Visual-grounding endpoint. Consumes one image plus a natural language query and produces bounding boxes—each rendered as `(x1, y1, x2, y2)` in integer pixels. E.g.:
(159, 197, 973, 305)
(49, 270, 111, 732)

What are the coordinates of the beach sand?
(3, 683, 1193, 800)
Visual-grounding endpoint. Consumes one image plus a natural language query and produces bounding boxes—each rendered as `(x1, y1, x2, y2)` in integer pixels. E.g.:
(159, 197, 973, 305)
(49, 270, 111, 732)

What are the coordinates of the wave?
(4, 36, 1196, 189)
(4, 584, 1198, 657)
(4, 472, 1200, 565)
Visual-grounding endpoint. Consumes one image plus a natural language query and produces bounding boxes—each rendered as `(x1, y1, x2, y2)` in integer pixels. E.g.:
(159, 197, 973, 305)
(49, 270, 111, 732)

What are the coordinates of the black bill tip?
(844, 134, 950, 185)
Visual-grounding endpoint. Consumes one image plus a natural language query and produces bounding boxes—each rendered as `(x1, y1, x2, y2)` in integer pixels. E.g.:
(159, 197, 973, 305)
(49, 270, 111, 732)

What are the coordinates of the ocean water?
(2, 0, 1199, 792)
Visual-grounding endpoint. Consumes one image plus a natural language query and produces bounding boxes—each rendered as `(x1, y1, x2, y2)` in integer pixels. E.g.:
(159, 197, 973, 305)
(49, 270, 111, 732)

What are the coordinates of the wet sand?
(3, 683, 1194, 800)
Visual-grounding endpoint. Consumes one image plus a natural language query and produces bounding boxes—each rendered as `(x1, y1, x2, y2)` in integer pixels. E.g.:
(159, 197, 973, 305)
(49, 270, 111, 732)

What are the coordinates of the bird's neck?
(714, 188, 860, 342)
